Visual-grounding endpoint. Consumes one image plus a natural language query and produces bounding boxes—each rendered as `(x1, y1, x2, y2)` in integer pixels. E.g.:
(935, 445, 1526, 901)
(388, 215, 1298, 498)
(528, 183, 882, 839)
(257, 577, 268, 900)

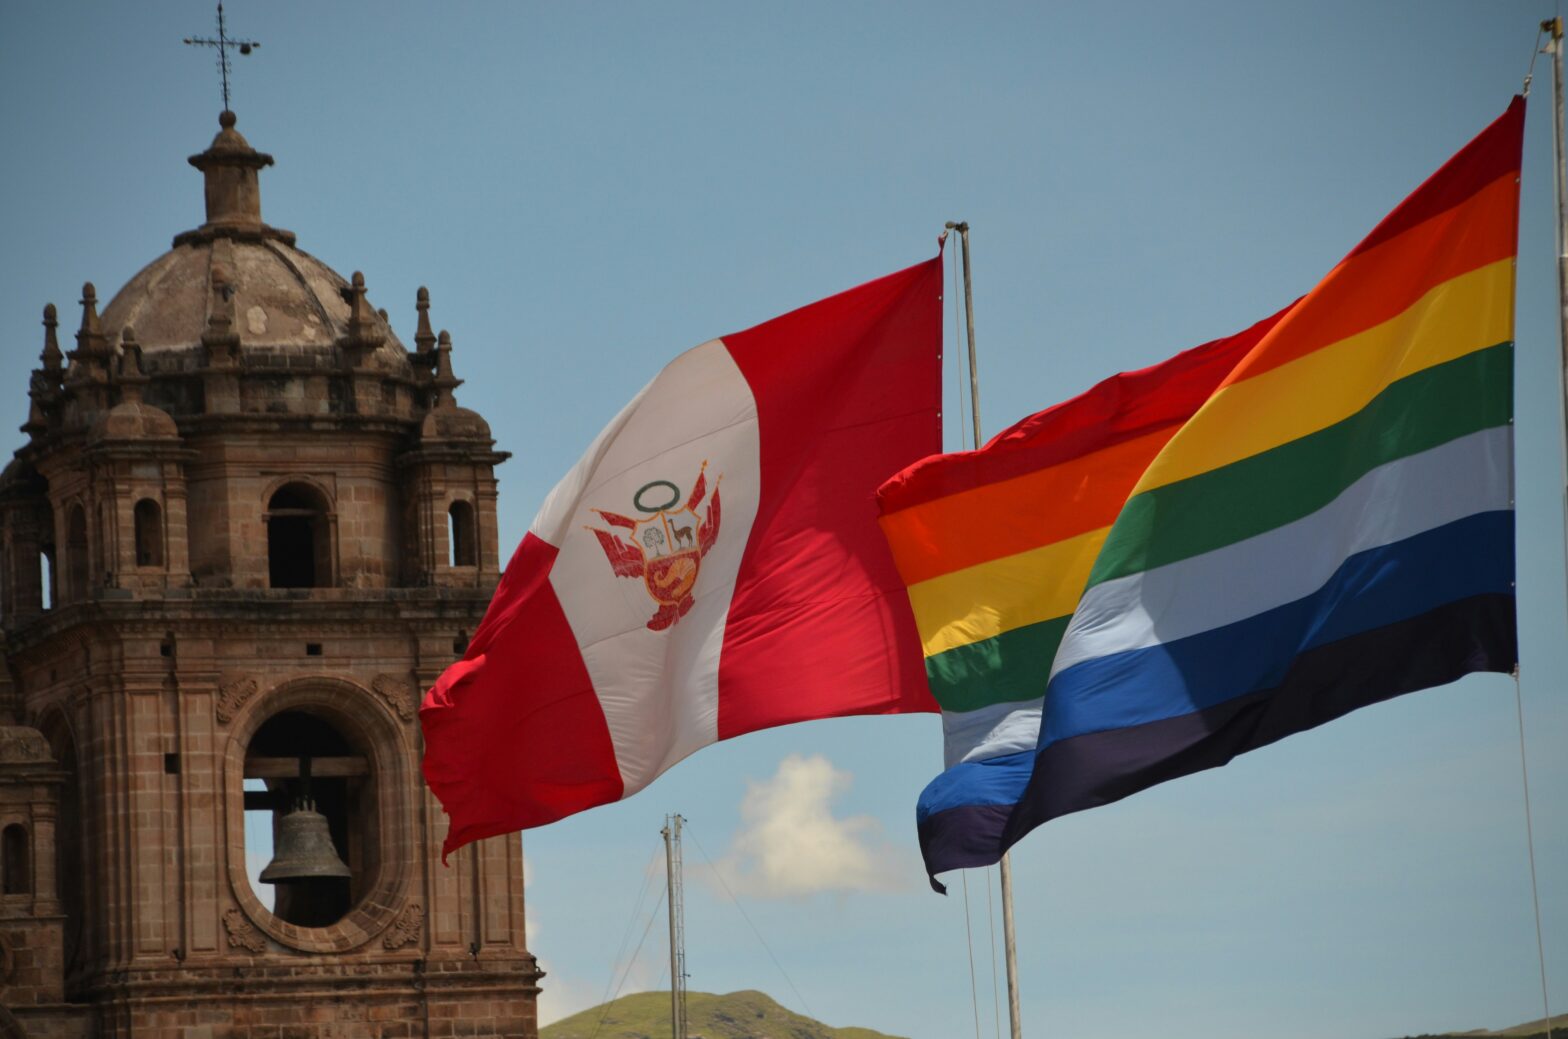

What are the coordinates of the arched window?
(134, 499, 164, 567)
(1, 824, 28, 895)
(37, 499, 55, 612)
(39, 546, 54, 611)
(448, 500, 476, 568)
(64, 504, 88, 602)
(266, 483, 333, 589)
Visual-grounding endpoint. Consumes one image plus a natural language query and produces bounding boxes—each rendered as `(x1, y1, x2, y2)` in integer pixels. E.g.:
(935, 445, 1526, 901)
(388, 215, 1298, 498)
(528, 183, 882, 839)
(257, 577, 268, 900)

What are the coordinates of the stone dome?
(420, 406, 493, 441)
(101, 238, 408, 362)
(98, 112, 408, 372)
(91, 400, 179, 442)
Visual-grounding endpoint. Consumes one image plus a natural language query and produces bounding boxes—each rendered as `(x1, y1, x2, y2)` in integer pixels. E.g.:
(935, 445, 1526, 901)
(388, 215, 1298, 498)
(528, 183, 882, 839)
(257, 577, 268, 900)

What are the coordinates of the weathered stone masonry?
(0, 110, 540, 1038)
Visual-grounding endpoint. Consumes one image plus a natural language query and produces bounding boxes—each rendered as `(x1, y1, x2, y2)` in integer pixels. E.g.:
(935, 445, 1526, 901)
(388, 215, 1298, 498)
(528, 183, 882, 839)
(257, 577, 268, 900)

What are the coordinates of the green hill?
(1394, 1014, 1565, 1039)
(541, 989, 908, 1039)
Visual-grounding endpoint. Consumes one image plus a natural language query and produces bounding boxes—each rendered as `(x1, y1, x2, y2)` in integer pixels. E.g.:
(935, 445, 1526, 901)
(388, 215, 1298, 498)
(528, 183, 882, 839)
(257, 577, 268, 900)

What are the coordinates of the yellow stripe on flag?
(909, 525, 1109, 656)
(1137, 258, 1514, 495)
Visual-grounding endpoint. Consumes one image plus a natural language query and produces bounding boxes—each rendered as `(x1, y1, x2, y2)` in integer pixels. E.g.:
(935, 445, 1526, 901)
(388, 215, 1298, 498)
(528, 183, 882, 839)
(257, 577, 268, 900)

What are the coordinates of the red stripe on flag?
(716, 257, 945, 737)
(421, 533, 622, 855)
(877, 302, 1295, 515)
(1348, 96, 1524, 258)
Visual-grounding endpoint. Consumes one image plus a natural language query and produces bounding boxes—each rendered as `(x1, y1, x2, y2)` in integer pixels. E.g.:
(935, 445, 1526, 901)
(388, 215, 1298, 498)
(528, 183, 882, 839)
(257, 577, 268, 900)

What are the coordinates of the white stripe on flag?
(1052, 426, 1512, 678)
(547, 339, 763, 796)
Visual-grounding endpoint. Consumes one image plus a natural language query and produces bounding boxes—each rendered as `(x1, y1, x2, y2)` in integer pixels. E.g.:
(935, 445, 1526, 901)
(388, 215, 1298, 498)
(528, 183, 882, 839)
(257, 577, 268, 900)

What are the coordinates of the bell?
(258, 799, 352, 884)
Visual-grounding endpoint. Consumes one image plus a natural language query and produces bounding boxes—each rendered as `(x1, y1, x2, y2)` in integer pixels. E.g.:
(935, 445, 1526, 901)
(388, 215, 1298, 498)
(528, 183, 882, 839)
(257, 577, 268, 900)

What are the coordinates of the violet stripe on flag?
(422, 257, 943, 856)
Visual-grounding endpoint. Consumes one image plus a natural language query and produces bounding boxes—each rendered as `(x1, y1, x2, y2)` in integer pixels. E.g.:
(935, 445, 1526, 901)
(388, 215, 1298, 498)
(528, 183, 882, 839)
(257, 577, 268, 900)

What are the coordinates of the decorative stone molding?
(223, 907, 266, 953)
(0, 725, 54, 765)
(215, 677, 258, 724)
(224, 675, 412, 954)
(382, 901, 424, 950)
(372, 673, 416, 722)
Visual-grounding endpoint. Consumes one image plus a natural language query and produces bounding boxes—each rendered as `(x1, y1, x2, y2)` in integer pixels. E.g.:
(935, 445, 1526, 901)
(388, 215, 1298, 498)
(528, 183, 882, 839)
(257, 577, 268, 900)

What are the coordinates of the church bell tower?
(0, 108, 538, 1037)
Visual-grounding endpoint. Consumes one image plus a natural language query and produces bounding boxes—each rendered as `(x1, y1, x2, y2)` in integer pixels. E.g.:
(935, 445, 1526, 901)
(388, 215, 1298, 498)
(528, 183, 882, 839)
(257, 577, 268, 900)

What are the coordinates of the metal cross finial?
(183, 3, 260, 112)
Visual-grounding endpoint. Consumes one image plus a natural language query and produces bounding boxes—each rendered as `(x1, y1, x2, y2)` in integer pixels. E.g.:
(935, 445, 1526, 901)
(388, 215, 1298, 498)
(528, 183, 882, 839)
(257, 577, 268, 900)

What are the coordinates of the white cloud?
(529, 837, 670, 1026)
(712, 754, 908, 898)
(534, 924, 664, 1027)
(535, 951, 612, 1027)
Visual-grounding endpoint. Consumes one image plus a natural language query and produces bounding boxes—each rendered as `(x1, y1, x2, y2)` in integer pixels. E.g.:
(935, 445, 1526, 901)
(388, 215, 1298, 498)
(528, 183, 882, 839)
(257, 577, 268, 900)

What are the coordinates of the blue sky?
(2, 3, 1564, 1037)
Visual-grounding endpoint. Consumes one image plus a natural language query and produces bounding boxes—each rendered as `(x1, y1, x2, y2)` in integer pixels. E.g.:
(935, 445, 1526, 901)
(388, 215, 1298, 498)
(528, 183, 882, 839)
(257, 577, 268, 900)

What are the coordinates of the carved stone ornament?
(215, 677, 259, 724)
(372, 673, 417, 722)
(382, 901, 424, 950)
(223, 907, 267, 953)
(0, 726, 53, 766)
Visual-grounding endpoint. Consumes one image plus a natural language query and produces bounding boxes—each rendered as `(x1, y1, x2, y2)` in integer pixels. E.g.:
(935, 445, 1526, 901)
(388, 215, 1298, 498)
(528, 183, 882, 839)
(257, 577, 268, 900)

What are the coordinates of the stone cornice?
(3, 593, 495, 660)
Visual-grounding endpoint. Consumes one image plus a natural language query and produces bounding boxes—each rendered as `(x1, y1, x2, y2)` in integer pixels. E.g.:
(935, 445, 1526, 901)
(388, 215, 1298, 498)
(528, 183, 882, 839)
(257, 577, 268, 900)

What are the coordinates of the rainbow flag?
(879, 307, 1294, 883)
(880, 97, 1523, 887)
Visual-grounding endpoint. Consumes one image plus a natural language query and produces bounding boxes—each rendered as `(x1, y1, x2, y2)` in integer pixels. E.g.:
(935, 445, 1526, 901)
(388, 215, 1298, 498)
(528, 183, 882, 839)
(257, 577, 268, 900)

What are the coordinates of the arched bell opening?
(265, 483, 333, 589)
(243, 708, 379, 928)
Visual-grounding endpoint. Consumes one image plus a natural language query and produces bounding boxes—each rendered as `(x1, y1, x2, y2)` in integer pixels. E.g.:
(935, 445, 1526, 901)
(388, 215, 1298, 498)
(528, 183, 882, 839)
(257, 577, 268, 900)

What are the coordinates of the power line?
(683, 822, 813, 1021)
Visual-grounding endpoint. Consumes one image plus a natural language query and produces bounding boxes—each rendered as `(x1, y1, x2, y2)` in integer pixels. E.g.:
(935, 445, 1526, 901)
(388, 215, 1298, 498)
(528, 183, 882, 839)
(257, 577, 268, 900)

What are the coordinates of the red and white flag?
(422, 257, 944, 855)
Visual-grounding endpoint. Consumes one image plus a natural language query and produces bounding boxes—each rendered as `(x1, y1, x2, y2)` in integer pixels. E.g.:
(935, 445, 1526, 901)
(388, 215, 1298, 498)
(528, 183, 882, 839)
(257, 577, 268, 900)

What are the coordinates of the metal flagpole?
(945, 220, 1023, 1039)
(1535, 22, 1564, 1039)
(1548, 16, 1568, 589)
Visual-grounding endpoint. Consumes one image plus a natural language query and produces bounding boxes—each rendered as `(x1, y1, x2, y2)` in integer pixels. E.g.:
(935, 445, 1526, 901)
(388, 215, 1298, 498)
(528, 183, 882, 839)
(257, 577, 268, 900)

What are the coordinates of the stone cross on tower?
(183, 2, 260, 112)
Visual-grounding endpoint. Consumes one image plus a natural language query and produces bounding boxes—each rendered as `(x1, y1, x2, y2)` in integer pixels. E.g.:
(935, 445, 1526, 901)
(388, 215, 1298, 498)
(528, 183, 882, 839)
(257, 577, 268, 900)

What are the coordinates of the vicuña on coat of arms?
(588, 461, 722, 631)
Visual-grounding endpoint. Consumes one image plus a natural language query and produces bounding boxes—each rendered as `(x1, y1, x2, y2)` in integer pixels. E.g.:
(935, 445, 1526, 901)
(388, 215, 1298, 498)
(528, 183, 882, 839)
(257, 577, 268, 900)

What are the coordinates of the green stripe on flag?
(925, 615, 1070, 713)
(1089, 342, 1513, 588)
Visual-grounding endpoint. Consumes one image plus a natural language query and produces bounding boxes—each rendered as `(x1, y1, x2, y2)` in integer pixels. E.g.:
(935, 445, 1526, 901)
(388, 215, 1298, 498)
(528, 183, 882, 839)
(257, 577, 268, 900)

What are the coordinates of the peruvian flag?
(422, 257, 944, 855)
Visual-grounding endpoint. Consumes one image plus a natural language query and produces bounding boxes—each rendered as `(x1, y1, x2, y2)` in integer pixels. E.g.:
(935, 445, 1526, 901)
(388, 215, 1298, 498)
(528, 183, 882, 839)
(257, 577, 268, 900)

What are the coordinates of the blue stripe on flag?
(916, 749, 1035, 823)
(1042, 509, 1514, 748)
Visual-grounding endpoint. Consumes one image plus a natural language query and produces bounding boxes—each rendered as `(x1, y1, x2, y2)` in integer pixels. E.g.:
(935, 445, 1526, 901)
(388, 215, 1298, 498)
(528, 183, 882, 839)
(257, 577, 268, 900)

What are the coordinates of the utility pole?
(662, 815, 688, 1039)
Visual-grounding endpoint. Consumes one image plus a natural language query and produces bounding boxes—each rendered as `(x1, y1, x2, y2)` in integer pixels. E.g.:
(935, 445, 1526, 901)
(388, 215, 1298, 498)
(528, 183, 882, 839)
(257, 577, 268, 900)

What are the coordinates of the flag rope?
(1512, 669, 1554, 1039)
(591, 844, 664, 1024)
(588, 882, 668, 1039)
(1525, 22, 1548, 96)
(986, 866, 1002, 1039)
(961, 871, 983, 1039)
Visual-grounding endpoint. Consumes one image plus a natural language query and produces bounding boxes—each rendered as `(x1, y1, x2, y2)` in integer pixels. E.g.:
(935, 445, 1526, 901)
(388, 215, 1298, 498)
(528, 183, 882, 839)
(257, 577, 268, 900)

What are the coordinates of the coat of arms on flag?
(588, 462, 723, 631)
(422, 255, 943, 849)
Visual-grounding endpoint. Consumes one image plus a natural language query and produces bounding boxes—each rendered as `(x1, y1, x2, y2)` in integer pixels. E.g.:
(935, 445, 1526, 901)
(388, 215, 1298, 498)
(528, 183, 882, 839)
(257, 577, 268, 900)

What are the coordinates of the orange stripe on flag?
(1221, 172, 1519, 389)
(880, 422, 1179, 586)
